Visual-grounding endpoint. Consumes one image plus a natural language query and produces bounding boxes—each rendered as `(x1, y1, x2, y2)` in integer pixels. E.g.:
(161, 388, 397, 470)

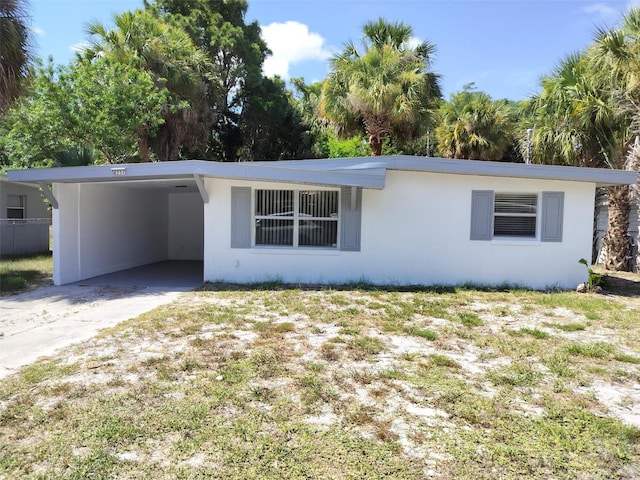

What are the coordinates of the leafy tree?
(326, 133, 369, 158)
(291, 78, 332, 159)
(320, 18, 441, 156)
(145, 0, 271, 161)
(0, 58, 168, 167)
(435, 85, 515, 161)
(0, 0, 33, 114)
(84, 9, 210, 161)
(236, 76, 314, 161)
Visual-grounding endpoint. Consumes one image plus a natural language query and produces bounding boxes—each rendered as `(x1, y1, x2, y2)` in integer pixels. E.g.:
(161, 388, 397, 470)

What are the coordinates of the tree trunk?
(369, 135, 383, 156)
(603, 184, 632, 271)
(592, 188, 606, 264)
(625, 136, 640, 272)
(138, 125, 149, 163)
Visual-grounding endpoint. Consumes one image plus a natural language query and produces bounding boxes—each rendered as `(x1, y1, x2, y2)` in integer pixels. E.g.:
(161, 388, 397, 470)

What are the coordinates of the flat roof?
(8, 155, 638, 188)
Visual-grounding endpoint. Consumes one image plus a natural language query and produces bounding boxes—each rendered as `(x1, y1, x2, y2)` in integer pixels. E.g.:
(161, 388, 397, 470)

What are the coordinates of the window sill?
(250, 247, 341, 256)
(491, 237, 541, 246)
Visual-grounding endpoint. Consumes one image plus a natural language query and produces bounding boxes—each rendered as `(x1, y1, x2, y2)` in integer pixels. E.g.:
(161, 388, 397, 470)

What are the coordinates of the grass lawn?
(1, 280, 640, 478)
(0, 253, 52, 294)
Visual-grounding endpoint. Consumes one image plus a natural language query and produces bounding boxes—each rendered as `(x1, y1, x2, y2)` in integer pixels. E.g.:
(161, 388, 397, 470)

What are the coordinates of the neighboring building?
(0, 175, 49, 256)
(8, 156, 637, 289)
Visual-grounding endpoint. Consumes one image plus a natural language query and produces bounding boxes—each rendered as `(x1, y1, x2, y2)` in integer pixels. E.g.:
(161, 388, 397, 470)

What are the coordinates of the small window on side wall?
(7, 195, 25, 220)
(470, 190, 564, 242)
(493, 193, 537, 238)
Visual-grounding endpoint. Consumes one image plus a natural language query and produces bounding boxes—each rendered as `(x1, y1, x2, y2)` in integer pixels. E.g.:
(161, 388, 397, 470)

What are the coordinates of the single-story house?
(0, 174, 50, 256)
(8, 156, 637, 289)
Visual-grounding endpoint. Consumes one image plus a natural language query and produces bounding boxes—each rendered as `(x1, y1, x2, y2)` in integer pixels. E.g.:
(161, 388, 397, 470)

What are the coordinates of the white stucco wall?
(168, 192, 204, 260)
(203, 171, 594, 289)
(53, 183, 168, 285)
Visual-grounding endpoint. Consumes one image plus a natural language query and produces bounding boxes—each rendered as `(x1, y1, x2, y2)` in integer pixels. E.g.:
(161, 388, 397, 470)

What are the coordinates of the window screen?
(493, 193, 537, 238)
(255, 190, 338, 247)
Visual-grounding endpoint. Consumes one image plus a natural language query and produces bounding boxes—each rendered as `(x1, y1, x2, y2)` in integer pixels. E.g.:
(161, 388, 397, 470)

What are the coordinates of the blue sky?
(28, 0, 637, 100)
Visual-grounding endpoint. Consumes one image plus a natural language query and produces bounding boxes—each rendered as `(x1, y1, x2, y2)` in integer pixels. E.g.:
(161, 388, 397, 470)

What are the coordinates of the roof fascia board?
(8, 161, 386, 189)
(8, 156, 636, 188)
(246, 156, 638, 186)
(380, 156, 638, 187)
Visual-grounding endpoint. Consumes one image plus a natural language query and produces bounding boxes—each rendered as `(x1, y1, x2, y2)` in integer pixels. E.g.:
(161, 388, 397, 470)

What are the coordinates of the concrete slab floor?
(71, 260, 203, 288)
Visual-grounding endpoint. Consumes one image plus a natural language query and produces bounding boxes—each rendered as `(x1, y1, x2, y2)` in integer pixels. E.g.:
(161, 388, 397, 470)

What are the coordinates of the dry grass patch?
(1, 286, 640, 478)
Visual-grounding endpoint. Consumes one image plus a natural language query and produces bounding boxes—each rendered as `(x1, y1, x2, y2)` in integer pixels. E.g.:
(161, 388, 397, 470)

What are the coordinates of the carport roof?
(8, 155, 638, 189)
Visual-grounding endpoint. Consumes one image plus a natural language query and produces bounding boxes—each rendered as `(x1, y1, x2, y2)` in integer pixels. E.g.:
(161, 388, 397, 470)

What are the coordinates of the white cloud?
(583, 3, 619, 21)
(30, 26, 44, 36)
(261, 21, 331, 79)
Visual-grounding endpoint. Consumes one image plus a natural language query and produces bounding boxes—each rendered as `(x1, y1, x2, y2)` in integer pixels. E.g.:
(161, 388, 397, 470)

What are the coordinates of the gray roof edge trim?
(219, 165, 386, 188)
(242, 156, 638, 185)
(7, 160, 209, 183)
(8, 161, 386, 189)
(383, 157, 638, 186)
(8, 155, 637, 187)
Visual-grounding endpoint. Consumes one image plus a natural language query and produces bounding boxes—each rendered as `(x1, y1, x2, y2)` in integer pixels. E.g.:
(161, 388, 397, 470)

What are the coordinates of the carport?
(8, 162, 207, 285)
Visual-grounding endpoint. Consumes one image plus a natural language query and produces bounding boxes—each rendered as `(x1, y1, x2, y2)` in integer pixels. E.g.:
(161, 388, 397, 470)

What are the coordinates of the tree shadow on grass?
(0, 271, 40, 293)
(592, 266, 640, 297)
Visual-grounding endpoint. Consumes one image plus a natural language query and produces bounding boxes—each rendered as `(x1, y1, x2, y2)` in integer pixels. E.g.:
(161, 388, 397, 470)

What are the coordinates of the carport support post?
(38, 181, 58, 209)
(194, 175, 209, 203)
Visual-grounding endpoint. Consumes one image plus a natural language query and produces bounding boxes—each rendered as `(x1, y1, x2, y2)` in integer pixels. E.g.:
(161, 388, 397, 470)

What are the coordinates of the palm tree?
(0, 0, 32, 114)
(53, 144, 99, 167)
(320, 18, 441, 156)
(435, 86, 515, 161)
(84, 9, 210, 161)
(527, 49, 632, 270)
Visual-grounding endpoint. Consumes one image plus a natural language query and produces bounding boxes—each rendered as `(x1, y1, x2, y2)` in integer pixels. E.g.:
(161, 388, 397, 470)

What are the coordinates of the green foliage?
(320, 18, 441, 156)
(578, 258, 603, 291)
(327, 132, 369, 158)
(435, 86, 516, 161)
(237, 76, 316, 161)
(0, 0, 33, 114)
(84, 8, 211, 161)
(148, 0, 303, 162)
(53, 144, 100, 167)
(1, 58, 168, 167)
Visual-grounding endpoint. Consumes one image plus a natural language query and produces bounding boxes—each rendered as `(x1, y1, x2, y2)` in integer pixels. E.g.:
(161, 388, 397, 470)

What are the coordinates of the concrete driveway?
(0, 261, 202, 379)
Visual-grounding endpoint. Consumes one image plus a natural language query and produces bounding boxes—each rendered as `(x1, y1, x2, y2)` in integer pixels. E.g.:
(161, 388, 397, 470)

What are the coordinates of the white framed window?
(7, 195, 25, 220)
(493, 193, 537, 238)
(254, 189, 339, 248)
(471, 190, 563, 243)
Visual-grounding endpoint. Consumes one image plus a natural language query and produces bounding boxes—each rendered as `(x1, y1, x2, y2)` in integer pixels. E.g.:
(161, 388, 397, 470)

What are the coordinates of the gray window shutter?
(541, 191, 564, 242)
(470, 190, 494, 240)
(340, 186, 362, 251)
(231, 187, 252, 248)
